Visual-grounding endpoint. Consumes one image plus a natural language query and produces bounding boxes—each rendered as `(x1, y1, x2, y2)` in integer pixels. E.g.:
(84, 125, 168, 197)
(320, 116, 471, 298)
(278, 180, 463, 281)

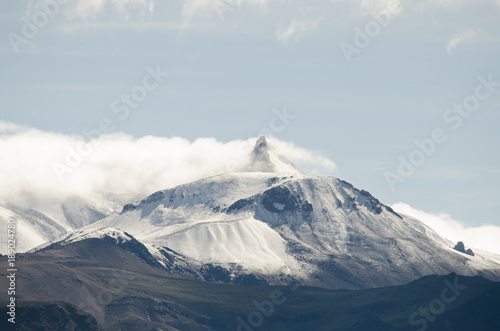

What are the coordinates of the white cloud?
(75, 0, 155, 18)
(178, 0, 271, 38)
(392, 202, 500, 255)
(276, 18, 322, 44)
(266, 137, 337, 172)
(0, 121, 28, 133)
(330, 0, 492, 16)
(446, 29, 480, 53)
(36, 0, 155, 20)
(0, 121, 336, 215)
(329, 0, 403, 16)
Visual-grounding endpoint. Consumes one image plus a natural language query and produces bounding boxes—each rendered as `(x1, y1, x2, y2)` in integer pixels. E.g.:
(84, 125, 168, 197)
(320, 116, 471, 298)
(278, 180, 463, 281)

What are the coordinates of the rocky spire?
(248, 136, 305, 175)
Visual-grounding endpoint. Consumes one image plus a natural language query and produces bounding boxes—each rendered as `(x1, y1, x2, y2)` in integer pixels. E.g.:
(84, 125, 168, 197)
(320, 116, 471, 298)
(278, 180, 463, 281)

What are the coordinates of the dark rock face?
(262, 186, 300, 213)
(454, 241, 474, 256)
(111, 235, 167, 269)
(200, 264, 233, 282)
(261, 186, 313, 214)
(356, 190, 383, 214)
(233, 273, 268, 285)
(0, 301, 99, 331)
(121, 203, 137, 213)
(141, 191, 165, 205)
(226, 198, 254, 213)
(454, 241, 466, 253)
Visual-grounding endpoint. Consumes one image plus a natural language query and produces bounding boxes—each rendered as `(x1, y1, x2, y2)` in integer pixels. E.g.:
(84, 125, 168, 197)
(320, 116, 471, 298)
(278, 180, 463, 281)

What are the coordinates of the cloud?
(329, 0, 403, 16)
(359, 0, 403, 15)
(276, 18, 322, 44)
(392, 202, 500, 255)
(76, 0, 155, 18)
(35, 0, 155, 20)
(266, 137, 337, 173)
(446, 29, 480, 53)
(0, 121, 336, 217)
(178, 0, 271, 37)
(330, 0, 491, 16)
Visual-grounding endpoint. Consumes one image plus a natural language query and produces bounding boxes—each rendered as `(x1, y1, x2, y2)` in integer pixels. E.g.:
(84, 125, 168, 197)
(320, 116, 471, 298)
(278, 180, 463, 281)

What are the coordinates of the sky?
(1, 0, 499, 252)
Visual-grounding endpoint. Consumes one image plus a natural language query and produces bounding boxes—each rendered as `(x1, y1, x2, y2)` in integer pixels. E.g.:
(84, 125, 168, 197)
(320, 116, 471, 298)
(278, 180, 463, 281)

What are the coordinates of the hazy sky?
(1, 0, 499, 235)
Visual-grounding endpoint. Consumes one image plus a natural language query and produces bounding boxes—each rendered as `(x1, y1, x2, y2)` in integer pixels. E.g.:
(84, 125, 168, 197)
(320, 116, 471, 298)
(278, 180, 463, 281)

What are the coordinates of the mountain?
(0, 204, 68, 254)
(247, 135, 305, 175)
(38, 226, 272, 285)
(2, 237, 500, 330)
(0, 193, 140, 254)
(70, 136, 500, 290)
(6, 135, 500, 329)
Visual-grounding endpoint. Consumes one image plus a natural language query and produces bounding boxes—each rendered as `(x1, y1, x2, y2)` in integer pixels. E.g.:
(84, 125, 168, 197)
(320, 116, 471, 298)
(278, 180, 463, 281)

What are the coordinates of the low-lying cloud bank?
(392, 202, 500, 255)
(0, 121, 336, 210)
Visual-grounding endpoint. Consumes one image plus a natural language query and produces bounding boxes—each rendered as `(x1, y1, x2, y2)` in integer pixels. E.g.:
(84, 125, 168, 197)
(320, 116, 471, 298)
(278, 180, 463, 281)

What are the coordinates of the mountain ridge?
(47, 136, 500, 290)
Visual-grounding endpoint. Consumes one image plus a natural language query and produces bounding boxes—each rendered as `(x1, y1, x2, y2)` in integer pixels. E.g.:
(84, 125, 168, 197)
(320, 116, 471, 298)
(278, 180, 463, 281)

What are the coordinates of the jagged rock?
(453, 241, 474, 257)
(453, 241, 466, 253)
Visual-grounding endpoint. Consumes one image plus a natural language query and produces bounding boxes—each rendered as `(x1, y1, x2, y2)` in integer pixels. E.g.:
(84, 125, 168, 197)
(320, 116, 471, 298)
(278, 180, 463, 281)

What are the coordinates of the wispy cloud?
(276, 18, 322, 45)
(392, 202, 500, 255)
(446, 29, 480, 53)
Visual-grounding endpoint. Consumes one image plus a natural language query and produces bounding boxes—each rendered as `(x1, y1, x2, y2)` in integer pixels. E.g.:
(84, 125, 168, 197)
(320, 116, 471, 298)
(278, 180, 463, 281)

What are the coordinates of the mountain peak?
(253, 135, 269, 153)
(247, 136, 305, 175)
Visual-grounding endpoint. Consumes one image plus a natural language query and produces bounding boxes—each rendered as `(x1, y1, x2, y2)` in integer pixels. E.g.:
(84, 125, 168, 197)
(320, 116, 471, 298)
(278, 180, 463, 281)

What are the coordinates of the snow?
(60, 227, 133, 245)
(0, 206, 47, 253)
(82, 172, 306, 275)
(246, 136, 306, 176)
(156, 217, 298, 274)
(79, 169, 500, 283)
(0, 205, 68, 254)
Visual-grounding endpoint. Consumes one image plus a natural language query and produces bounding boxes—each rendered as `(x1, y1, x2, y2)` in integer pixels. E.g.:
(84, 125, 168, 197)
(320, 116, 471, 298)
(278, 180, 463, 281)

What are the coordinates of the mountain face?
(0, 204, 68, 254)
(0, 193, 140, 254)
(66, 136, 500, 290)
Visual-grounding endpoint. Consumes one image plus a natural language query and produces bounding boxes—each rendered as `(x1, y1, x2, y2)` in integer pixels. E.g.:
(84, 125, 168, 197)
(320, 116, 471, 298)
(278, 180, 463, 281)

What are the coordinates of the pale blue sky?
(1, 0, 499, 228)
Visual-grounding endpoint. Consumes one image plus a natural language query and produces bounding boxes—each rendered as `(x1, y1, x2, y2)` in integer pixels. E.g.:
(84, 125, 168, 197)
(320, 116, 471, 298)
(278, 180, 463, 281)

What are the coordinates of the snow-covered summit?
(247, 136, 305, 175)
(30, 226, 136, 252)
(59, 227, 134, 245)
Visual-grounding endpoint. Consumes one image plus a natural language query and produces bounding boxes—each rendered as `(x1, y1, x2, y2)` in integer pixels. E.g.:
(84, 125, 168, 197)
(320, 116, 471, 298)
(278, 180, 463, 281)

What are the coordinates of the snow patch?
(61, 227, 133, 245)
